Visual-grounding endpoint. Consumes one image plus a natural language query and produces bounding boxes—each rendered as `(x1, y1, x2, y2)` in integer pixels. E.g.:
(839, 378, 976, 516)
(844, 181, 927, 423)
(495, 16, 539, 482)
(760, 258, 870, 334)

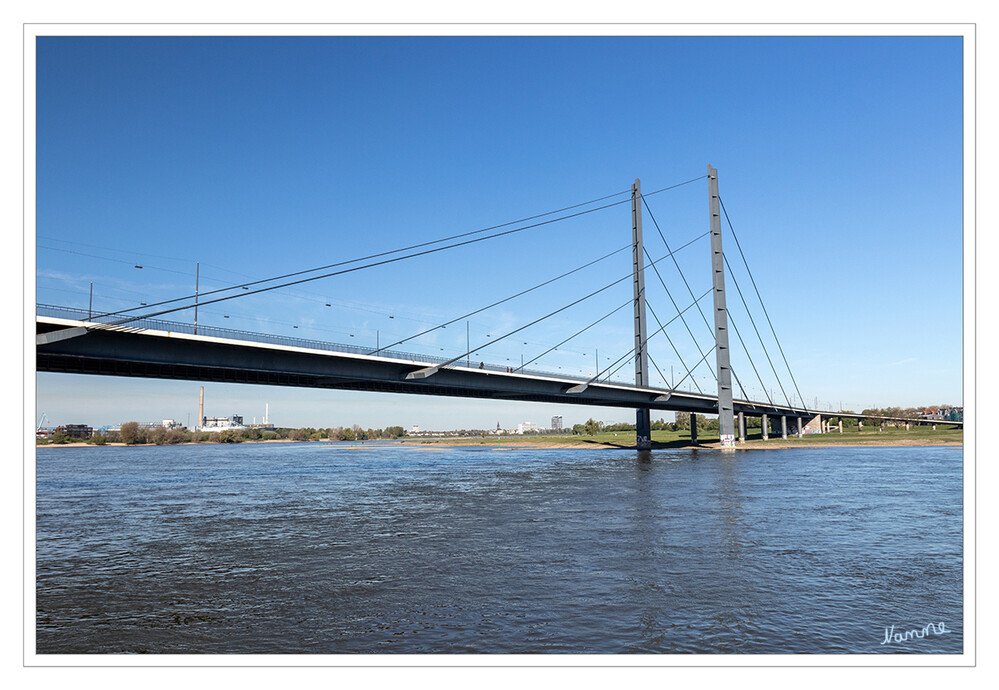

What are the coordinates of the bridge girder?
(36, 317, 814, 418)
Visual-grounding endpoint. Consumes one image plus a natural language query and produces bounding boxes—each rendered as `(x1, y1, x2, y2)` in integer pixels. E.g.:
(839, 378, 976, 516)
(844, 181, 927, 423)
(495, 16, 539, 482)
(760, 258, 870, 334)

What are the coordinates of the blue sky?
(33, 35, 965, 430)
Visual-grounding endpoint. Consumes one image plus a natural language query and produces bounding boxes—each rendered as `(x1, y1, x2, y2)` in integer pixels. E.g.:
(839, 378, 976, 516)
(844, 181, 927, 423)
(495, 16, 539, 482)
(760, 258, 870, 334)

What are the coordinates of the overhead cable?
(418, 236, 709, 373)
(372, 243, 632, 355)
(93, 190, 636, 320)
(719, 194, 809, 413)
(722, 253, 795, 412)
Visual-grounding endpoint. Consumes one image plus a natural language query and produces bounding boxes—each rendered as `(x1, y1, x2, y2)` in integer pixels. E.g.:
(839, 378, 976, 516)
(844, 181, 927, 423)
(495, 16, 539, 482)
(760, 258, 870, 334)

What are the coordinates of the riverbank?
(399, 437, 963, 451)
(35, 438, 300, 448)
(36, 429, 962, 450)
(396, 425, 962, 450)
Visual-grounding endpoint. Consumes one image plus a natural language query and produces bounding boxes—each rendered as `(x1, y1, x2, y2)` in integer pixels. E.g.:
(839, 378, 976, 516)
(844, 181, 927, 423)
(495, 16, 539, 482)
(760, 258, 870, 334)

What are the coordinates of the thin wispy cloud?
(891, 357, 917, 366)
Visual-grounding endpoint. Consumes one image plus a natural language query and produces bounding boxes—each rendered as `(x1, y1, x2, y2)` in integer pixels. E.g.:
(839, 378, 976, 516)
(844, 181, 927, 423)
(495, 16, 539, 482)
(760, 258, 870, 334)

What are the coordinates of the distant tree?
(288, 428, 310, 442)
(861, 409, 881, 425)
(120, 422, 141, 445)
(674, 412, 690, 430)
(149, 426, 168, 445)
(50, 431, 68, 444)
(583, 418, 602, 436)
(217, 428, 242, 443)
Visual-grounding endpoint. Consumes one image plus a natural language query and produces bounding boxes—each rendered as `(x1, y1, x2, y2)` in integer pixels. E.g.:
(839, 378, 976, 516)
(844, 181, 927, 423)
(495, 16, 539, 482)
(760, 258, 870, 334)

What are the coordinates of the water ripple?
(36, 444, 963, 654)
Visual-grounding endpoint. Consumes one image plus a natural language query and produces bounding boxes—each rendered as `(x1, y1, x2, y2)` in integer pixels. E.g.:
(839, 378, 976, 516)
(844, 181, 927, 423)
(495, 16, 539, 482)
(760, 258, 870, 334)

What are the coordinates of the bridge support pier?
(816, 414, 823, 434)
(797, 417, 803, 438)
(636, 408, 651, 450)
(781, 415, 787, 440)
(839, 420, 843, 433)
(690, 413, 698, 445)
(762, 414, 769, 440)
(737, 411, 746, 442)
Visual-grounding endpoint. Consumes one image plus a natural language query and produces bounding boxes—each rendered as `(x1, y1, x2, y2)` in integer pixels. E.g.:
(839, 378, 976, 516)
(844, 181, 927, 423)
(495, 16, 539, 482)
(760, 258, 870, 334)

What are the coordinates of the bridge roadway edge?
(36, 315, 946, 427)
(35, 317, 766, 416)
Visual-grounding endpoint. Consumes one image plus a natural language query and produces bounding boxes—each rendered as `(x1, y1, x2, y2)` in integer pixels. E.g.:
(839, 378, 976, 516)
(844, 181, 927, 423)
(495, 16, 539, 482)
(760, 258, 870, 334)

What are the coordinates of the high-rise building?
(551, 415, 563, 431)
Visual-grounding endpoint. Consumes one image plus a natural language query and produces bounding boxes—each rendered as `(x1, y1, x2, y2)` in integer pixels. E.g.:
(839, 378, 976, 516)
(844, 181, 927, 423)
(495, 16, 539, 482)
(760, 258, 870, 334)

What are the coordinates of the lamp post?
(194, 261, 200, 335)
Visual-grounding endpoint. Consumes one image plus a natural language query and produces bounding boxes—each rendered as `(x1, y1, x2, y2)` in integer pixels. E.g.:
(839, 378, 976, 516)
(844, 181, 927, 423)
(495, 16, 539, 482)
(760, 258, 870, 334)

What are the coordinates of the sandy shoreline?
(402, 440, 963, 450)
(35, 438, 299, 448)
(37, 438, 962, 450)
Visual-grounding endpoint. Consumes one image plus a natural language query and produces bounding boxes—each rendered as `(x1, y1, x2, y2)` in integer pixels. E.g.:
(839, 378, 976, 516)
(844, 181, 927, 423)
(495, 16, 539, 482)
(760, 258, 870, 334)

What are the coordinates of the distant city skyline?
(34, 376, 652, 431)
(34, 373, 965, 433)
(32, 32, 967, 429)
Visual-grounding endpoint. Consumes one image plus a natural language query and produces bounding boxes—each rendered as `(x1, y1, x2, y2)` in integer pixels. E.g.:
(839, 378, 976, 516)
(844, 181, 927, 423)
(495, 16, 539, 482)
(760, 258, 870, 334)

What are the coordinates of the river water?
(35, 443, 963, 655)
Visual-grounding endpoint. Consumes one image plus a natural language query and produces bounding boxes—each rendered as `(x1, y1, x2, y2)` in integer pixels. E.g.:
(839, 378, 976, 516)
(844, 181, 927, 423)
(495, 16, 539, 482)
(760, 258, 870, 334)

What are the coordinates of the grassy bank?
(400, 425, 963, 450)
(37, 425, 962, 450)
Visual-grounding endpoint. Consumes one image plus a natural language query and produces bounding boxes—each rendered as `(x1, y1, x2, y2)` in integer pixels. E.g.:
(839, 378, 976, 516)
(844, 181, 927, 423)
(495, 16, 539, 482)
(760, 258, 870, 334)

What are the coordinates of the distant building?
(919, 407, 963, 422)
(410, 425, 421, 434)
(55, 424, 93, 439)
(198, 415, 245, 432)
(517, 422, 538, 434)
(126, 420, 189, 431)
(551, 415, 563, 431)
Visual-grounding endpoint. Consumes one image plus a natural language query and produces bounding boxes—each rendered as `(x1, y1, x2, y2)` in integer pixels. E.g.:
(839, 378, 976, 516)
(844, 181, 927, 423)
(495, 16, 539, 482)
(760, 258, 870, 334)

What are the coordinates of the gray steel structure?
(35, 314, 804, 417)
(36, 170, 961, 444)
(631, 179, 652, 450)
(708, 165, 737, 449)
(35, 313, 959, 431)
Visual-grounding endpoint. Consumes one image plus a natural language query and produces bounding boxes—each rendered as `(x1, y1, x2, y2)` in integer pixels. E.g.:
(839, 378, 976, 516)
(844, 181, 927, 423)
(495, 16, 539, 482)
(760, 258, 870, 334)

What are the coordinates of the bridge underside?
(34, 317, 825, 421)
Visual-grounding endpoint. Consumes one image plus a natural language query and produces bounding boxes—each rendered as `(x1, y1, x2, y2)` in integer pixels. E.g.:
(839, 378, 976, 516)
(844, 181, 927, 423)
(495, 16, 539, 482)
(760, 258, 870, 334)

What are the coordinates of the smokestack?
(199, 386, 204, 428)
(265, 403, 269, 425)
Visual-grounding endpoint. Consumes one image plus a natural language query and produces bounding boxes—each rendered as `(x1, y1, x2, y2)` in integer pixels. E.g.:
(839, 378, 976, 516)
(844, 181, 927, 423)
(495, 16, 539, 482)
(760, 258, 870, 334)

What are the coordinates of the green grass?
(399, 424, 963, 449)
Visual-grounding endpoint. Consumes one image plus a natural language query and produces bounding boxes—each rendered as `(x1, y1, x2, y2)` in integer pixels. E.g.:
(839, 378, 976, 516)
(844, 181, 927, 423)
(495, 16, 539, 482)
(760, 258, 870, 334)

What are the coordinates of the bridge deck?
(36, 309, 818, 418)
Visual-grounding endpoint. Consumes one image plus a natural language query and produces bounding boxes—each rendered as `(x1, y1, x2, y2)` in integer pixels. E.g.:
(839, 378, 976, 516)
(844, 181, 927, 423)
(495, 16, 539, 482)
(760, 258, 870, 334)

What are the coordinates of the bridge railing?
(37, 304, 639, 387)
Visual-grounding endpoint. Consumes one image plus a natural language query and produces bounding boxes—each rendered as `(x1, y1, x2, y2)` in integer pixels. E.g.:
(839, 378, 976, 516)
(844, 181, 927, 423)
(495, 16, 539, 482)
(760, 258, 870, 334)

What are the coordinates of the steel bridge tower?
(707, 164, 736, 449)
(631, 179, 652, 450)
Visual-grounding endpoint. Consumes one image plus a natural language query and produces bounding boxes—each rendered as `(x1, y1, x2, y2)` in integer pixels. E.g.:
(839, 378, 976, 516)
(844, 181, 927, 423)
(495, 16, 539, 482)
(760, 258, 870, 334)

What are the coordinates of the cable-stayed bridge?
(36, 166, 957, 448)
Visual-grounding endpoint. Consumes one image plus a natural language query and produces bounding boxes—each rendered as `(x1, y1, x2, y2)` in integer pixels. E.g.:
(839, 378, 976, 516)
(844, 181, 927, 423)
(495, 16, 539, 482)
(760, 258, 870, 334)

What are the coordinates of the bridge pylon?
(708, 165, 736, 449)
(631, 178, 652, 450)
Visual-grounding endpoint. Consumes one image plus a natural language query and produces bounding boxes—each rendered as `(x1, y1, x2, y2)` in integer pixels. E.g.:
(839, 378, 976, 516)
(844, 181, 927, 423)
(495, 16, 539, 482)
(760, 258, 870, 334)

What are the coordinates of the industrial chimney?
(198, 386, 204, 429)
